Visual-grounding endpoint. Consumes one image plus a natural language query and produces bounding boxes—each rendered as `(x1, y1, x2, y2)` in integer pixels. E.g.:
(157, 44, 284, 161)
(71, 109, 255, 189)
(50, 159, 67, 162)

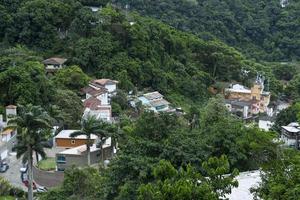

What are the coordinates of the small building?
(281, 122, 300, 149)
(42, 57, 67, 73)
(56, 138, 114, 171)
(0, 105, 17, 163)
(82, 85, 109, 105)
(134, 91, 172, 113)
(54, 130, 98, 148)
(225, 77, 271, 115)
(90, 79, 118, 96)
(83, 97, 112, 122)
(258, 116, 274, 131)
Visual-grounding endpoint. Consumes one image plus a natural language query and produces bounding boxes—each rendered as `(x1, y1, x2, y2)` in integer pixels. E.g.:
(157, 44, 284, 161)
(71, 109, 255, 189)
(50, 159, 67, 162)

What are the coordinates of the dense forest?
(0, 0, 300, 200)
(114, 0, 300, 61)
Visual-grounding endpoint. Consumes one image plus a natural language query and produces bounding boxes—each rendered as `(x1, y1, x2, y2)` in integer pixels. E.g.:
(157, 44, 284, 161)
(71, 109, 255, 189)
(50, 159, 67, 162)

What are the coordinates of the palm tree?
(5, 104, 52, 200)
(70, 115, 108, 165)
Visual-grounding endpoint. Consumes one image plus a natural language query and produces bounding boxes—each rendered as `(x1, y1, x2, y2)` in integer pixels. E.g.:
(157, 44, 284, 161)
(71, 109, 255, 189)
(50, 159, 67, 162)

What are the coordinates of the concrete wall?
(33, 166, 64, 188)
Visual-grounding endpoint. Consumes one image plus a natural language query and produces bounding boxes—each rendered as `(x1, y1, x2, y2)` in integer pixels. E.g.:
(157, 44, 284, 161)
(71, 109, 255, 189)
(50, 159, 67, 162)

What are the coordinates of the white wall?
(105, 84, 117, 93)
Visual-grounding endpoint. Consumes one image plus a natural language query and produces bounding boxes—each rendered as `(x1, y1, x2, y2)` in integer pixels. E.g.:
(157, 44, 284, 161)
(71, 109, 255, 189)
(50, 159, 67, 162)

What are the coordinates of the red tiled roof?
(82, 86, 107, 97)
(91, 79, 118, 86)
(83, 97, 101, 109)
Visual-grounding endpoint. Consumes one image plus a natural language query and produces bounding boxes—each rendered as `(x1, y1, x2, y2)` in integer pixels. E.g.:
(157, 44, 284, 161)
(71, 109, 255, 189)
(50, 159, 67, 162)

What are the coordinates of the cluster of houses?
(0, 105, 17, 165)
(53, 77, 118, 171)
(224, 76, 271, 120)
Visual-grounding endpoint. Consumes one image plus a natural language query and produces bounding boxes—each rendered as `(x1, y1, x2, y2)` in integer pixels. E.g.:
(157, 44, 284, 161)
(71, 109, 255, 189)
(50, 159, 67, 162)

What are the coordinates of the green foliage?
(51, 65, 90, 92)
(51, 89, 83, 128)
(40, 167, 105, 200)
(253, 149, 300, 200)
(273, 102, 300, 132)
(285, 75, 300, 99)
(0, 177, 25, 198)
(115, 0, 300, 61)
(0, 61, 52, 105)
(138, 157, 238, 200)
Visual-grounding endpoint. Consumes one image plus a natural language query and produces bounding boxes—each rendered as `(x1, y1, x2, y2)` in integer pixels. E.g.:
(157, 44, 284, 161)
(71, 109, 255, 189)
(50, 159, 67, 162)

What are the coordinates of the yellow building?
(225, 80, 271, 114)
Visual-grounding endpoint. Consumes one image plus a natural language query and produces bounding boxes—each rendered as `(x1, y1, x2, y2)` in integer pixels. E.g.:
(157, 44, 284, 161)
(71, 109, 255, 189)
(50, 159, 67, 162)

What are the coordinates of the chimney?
(6, 105, 17, 121)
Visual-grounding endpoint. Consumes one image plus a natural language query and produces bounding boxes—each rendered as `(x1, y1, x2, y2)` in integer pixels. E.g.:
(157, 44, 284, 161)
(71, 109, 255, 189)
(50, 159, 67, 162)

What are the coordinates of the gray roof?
(150, 99, 170, 107)
(144, 92, 163, 100)
(42, 57, 67, 65)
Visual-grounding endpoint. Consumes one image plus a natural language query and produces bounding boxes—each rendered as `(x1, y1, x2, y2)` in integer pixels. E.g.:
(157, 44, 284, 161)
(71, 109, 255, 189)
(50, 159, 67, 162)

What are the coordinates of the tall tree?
(6, 104, 52, 200)
(70, 115, 111, 165)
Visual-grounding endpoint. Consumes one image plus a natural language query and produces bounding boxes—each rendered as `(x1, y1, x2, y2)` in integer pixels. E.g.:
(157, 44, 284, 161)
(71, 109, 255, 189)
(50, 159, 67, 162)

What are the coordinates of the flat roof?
(282, 126, 300, 133)
(226, 84, 251, 94)
(144, 92, 163, 100)
(55, 130, 98, 140)
(227, 170, 261, 200)
(150, 99, 170, 107)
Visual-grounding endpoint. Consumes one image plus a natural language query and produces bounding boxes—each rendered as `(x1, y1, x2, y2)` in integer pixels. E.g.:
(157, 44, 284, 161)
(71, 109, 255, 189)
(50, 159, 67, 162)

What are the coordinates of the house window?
(71, 140, 76, 145)
(57, 155, 66, 164)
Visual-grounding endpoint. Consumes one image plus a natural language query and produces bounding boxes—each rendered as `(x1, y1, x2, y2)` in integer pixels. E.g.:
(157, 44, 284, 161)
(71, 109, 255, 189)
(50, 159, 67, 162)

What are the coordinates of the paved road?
(0, 152, 27, 191)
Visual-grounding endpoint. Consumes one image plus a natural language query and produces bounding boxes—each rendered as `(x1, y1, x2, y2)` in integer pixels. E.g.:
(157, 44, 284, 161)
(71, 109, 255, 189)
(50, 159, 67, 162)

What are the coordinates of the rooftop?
(83, 97, 102, 109)
(281, 126, 300, 133)
(144, 91, 164, 100)
(58, 137, 112, 155)
(82, 86, 108, 97)
(55, 130, 98, 140)
(150, 99, 170, 107)
(227, 170, 261, 200)
(6, 105, 17, 109)
(42, 57, 67, 65)
(91, 79, 118, 86)
(225, 84, 251, 94)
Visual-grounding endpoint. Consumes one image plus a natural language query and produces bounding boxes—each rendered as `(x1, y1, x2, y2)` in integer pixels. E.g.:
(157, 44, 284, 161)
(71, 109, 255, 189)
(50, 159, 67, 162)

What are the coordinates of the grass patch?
(37, 158, 56, 171)
(0, 196, 15, 200)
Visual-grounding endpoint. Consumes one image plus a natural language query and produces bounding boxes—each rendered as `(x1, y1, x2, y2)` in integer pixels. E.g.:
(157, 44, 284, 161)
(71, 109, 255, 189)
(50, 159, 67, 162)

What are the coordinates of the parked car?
(20, 164, 28, 173)
(36, 186, 48, 193)
(0, 163, 9, 173)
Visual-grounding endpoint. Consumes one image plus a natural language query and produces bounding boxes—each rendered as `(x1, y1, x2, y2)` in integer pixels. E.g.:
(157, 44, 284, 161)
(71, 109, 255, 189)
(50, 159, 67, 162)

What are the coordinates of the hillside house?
(82, 84, 109, 105)
(281, 122, 300, 149)
(56, 138, 114, 171)
(0, 105, 17, 163)
(225, 77, 271, 115)
(42, 57, 67, 73)
(54, 130, 98, 148)
(90, 79, 118, 96)
(134, 92, 172, 113)
(83, 97, 112, 122)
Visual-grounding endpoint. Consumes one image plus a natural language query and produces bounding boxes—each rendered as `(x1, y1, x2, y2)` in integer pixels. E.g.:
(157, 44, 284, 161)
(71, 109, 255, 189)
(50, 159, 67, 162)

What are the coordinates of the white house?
(82, 85, 109, 105)
(83, 97, 112, 122)
(42, 57, 67, 73)
(281, 122, 300, 149)
(90, 79, 118, 96)
(0, 105, 17, 162)
(135, 91, 171, 113)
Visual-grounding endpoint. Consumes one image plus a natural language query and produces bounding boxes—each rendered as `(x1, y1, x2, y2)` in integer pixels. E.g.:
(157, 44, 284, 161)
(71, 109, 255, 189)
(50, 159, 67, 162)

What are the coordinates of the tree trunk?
(35, 151, 39, 164)
(87, 144, 91, 166)
(28, 146, 33, 200)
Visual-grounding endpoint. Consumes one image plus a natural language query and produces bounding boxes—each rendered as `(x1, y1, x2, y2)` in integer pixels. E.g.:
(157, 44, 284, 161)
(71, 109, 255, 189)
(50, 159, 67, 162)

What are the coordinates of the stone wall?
(33, 166, 64, 188)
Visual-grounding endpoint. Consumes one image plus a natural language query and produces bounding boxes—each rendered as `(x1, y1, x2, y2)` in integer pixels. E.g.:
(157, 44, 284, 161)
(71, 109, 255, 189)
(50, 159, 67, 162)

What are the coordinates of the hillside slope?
(113, 0, 300, 61)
